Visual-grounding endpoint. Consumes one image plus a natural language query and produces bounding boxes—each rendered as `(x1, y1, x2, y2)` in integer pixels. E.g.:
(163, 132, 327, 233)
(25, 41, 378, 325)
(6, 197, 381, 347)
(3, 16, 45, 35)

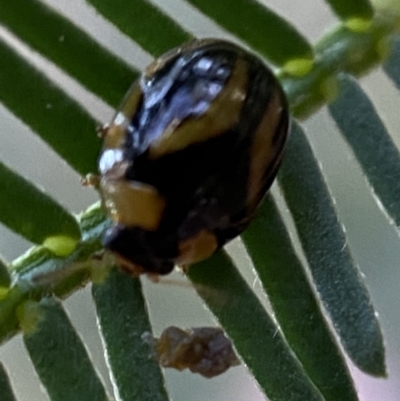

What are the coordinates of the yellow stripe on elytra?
(247, 91, 284, 209)
(148, 58, 249, 159)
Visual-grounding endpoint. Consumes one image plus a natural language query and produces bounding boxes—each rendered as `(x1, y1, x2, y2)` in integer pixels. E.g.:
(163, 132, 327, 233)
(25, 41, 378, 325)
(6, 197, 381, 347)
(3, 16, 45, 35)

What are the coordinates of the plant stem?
(282, 12, 399, 118)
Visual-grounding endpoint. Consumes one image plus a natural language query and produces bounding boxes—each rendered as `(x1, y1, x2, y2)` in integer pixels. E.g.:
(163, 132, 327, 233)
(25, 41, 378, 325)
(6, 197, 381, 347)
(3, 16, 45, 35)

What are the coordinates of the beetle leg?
(97, 123, 110, 138)
(81, 173, 100, 187)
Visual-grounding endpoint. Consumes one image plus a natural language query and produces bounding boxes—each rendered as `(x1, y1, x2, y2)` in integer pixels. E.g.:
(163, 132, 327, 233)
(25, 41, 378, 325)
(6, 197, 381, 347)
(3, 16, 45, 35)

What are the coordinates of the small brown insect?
(144, 326, 240, 378)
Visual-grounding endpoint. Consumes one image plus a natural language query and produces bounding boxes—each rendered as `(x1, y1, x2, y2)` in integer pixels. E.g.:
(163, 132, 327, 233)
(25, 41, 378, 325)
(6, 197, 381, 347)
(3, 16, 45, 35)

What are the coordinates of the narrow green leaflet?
(184, 0, 313, 67)
(188, 252, 324, 401)
(0, 363, 17, 401)
(0, 0, 137, 108)
(86, 0, 192, 57)
(0, 257, 10, 288)
(92, 269, 170, 401)
(0, 39, 100, 175)
(0, 161, 81, 245)
(22, 297, 109, 401)
(323, 0, 374, 21)
(278, 122, 386, 377)
(383, 34, 400, 89)
(242, 195, 358, 401)
(186, 0, 313, 66)
(329, 74, 400, 227)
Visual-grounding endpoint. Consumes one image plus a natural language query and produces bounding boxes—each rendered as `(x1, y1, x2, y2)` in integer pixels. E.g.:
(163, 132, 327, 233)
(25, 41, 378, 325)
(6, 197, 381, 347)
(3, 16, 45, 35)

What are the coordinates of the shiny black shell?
(99, 39, 289, 275)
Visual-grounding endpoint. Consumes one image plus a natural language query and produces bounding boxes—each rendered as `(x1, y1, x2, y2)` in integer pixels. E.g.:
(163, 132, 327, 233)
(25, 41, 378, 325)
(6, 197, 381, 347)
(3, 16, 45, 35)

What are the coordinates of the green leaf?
(383, 34, 400, 89)
(324, 0, 374, 21)
(0, 2, 398, 399)
(0, 257, 11, 288)
(0, 363, 17, 401)
(329, 74, 400, 227)
(188, 251, 324, 401)
(242, 195, 358, 401)
(22, 297, 110, 401)
(0, 160, 81, 246)
(92, 268, 170, 401)
(0, 39, 100, 175)
(0, 0, 137, 108)
(86, 0, 192, 57)
(278, 122, 386, 377)
(185, 0, 313, 67)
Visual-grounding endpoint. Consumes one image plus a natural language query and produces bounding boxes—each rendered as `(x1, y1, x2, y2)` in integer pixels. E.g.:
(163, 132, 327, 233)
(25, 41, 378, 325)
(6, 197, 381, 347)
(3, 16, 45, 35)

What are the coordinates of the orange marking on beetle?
(177, 230, 218, 265)
(100, 179, 166, 231)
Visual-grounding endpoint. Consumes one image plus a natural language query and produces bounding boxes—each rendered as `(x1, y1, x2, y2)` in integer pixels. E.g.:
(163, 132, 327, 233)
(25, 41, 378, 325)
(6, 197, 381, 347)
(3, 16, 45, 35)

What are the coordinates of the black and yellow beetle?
(98, 38, 289, 276)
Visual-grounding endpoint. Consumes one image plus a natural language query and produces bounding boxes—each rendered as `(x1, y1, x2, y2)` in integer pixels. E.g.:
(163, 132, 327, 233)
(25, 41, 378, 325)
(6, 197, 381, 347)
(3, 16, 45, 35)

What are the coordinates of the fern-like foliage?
(0, 1, 399, 400)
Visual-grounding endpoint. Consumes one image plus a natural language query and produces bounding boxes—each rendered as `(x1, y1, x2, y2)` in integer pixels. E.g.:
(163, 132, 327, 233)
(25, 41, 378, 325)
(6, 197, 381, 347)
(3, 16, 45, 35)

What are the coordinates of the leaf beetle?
(98, 38, 289, 276)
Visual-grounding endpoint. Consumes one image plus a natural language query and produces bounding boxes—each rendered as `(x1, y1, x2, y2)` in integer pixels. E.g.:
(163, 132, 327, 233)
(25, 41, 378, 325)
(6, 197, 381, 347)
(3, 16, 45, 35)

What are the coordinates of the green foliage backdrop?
(0, 0, 399, 400)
